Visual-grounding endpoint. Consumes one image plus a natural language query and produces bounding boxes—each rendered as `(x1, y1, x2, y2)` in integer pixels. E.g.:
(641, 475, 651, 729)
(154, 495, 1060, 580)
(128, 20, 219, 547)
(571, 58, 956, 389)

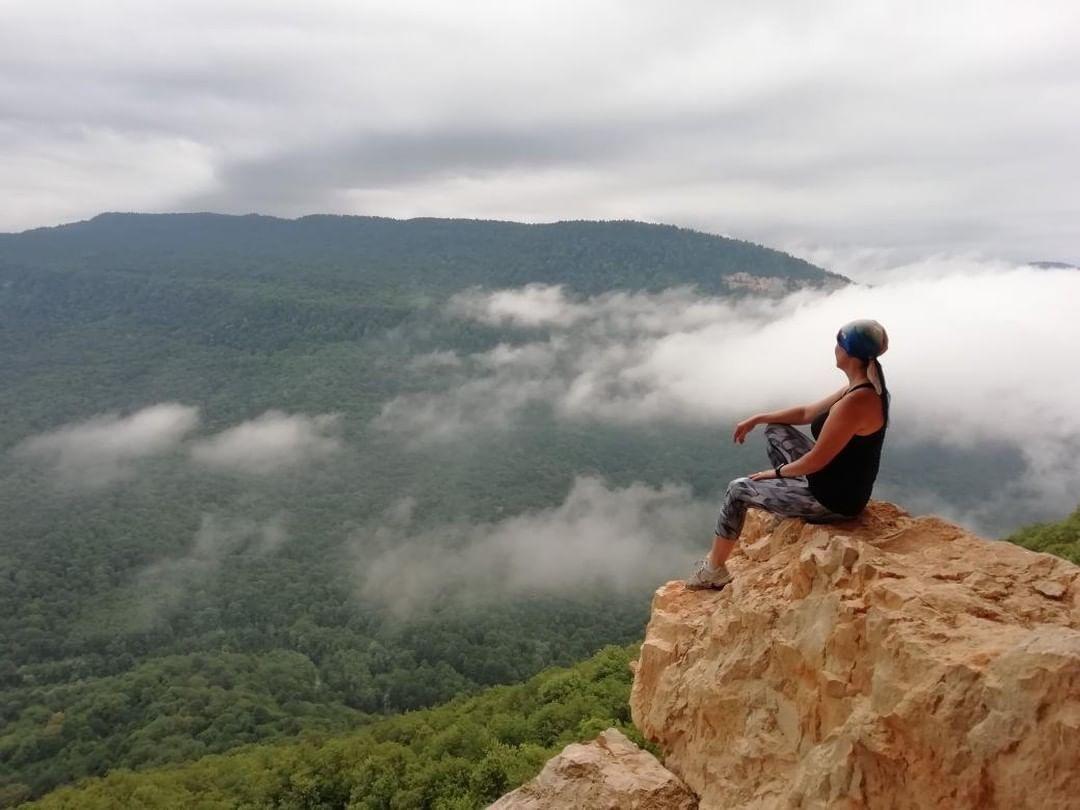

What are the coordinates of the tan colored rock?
(1034, 579, 1068, 600)
(487, 727, 697, 810)
(631, 501, 1080, 810)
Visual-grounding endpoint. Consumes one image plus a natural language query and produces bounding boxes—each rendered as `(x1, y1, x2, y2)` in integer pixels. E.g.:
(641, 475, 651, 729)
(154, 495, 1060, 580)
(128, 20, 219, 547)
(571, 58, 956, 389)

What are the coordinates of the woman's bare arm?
(797, 385, 849, 423)
(752, 385, 847, 426)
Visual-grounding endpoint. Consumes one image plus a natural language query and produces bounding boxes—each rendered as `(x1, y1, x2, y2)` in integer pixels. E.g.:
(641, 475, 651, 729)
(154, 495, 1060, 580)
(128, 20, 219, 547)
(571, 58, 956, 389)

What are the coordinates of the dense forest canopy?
(16, 485, 1079, 809)
(20, 644, 642, 809)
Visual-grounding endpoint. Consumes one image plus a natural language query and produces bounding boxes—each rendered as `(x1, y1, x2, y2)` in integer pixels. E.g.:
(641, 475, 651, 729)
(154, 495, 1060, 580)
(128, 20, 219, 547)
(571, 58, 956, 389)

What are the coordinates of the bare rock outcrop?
(487, 727, 697, 810)
(631, 501, 1080, 809)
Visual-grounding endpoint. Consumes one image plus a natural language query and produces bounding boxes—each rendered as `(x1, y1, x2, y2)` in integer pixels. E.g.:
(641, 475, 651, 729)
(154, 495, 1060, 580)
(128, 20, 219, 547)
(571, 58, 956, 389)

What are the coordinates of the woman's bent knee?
(726, 475, 752, 491)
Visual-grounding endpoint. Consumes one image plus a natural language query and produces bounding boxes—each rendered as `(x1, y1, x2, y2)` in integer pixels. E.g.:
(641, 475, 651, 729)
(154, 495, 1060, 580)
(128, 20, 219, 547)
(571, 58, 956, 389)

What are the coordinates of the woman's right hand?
(732, 417, 759, 444)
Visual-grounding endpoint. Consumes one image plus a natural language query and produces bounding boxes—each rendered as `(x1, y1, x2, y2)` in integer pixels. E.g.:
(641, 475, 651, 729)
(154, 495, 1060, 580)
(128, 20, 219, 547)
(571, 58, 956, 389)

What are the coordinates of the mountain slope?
(1004, 503, 1080, 564)
(21, 645, 640, 810)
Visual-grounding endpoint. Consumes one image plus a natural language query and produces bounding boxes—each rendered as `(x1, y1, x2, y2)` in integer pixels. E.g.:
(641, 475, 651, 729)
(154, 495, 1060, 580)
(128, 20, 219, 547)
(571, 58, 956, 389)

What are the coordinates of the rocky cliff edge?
(492, 500, 1080, 809)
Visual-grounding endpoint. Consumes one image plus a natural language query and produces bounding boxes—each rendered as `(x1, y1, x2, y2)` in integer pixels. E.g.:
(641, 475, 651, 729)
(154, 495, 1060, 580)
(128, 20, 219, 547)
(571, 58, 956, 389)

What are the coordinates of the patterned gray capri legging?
(715, 423, 851, 539)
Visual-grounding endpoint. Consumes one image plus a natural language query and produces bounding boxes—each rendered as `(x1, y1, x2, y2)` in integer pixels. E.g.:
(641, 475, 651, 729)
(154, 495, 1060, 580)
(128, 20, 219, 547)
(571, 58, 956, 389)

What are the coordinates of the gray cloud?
(11, 403, 200, 488)
(1, 2, 1077, 263)
(447, 284, 590, 328)
(190, 410, 343, 474)
(408, 349, 463, 370)
(375, 262, 1080, 531)
(184, 124, 635, 212)
(354, 475, 715, 616)
(11, 405, 344, 483)
(137, 513, 288, 622)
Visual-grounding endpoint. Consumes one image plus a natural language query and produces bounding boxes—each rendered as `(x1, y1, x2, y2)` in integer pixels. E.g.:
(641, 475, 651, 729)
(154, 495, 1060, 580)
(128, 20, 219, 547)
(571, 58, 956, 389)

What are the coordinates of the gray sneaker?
(685, 557, 734, 590)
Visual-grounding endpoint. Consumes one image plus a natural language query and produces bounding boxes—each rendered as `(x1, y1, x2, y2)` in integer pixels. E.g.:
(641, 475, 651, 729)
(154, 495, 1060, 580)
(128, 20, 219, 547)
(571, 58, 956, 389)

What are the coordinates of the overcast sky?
(1, 1, 1077, 266)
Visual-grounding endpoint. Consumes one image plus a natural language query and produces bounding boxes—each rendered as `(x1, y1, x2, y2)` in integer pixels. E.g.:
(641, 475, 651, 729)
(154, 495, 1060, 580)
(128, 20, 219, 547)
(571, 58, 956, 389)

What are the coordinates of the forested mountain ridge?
(0, 212, 845, 298)
(0, 213, 845, 389)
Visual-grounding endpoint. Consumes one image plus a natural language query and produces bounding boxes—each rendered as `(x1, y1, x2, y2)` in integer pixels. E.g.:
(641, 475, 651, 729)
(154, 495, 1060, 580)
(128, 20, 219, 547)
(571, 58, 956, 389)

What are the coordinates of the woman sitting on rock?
(686, 319, 891, 590)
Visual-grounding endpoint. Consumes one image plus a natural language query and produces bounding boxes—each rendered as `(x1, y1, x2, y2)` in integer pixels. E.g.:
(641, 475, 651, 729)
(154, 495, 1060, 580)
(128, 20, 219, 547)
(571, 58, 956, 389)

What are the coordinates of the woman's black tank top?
(806, 382, 886, 516)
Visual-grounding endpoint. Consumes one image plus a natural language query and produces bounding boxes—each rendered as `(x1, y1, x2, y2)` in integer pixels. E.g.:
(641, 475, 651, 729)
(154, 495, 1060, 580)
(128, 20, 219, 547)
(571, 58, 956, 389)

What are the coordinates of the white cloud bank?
(356, 475, 715, 616)
(10, 403, 200, 487)
(376, 262, 1080, 523)
(12, 406, 345, 484)
(190, 411, 344, 473)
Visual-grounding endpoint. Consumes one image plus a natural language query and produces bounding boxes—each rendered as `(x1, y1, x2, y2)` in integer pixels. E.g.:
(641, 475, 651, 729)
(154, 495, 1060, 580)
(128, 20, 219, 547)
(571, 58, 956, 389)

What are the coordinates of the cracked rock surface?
(630, 501, 1080, 810)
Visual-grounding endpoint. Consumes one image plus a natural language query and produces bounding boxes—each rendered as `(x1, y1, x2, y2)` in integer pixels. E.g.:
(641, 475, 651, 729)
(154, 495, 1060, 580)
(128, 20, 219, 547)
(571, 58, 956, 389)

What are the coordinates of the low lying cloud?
(137, 513, 288, 621)
(190, 411, 343, 473)
(376, 262, 1080, 528)
(376, 285, 776, 441)
(408, 349, 463, 370)
(447, 282, 753, 333)
(11, 403, 200, 488)
(448, 283, 591, 328)
(355, 475, 715, 616)
(13, 406, 346, 484)
(377, 342, 567, 441)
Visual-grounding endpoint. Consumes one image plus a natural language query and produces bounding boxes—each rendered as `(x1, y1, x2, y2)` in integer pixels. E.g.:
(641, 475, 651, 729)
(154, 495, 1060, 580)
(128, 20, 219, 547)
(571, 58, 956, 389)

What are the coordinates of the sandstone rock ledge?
(630, 501, 1080, 809)
(488, 727, 697, 809)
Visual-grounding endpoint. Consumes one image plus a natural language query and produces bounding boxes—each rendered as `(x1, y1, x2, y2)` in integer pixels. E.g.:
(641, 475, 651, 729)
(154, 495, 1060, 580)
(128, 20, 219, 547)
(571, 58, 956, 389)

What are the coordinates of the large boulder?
(488, 727, 697, 809)
(631, 501, 1080, 809)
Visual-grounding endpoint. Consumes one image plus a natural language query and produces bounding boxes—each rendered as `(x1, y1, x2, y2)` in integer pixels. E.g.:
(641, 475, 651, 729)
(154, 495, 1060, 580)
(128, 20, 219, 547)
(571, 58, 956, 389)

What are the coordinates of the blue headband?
(837, 321, 885, 361)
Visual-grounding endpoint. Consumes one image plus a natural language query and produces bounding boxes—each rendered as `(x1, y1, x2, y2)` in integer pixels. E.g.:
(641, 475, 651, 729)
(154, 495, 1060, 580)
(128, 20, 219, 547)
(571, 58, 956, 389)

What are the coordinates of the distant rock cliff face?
(630, 501, 1080, 809)
(721, 271, 848, 296)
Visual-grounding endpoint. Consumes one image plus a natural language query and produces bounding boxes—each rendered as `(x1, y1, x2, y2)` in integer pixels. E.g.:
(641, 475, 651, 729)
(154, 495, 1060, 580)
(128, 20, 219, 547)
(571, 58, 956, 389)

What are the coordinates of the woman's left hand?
(748, 469, 778, 481)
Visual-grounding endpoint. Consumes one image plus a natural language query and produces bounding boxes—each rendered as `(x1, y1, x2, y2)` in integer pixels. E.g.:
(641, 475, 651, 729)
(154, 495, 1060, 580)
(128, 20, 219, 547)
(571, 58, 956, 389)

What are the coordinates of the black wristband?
(775, 462, 785, 478)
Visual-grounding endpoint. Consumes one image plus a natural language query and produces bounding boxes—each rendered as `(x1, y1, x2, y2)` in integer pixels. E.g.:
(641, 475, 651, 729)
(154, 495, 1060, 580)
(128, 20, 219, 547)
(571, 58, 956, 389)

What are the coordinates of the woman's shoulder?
(848, 385, 881, 400)
(845, 387, 886, 432)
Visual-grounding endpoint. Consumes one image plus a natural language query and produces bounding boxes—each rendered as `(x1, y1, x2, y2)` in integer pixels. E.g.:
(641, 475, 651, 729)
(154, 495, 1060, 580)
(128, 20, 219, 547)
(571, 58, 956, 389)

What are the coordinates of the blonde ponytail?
(868, 356, 884, 396)
(868, 357, 890, 428)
